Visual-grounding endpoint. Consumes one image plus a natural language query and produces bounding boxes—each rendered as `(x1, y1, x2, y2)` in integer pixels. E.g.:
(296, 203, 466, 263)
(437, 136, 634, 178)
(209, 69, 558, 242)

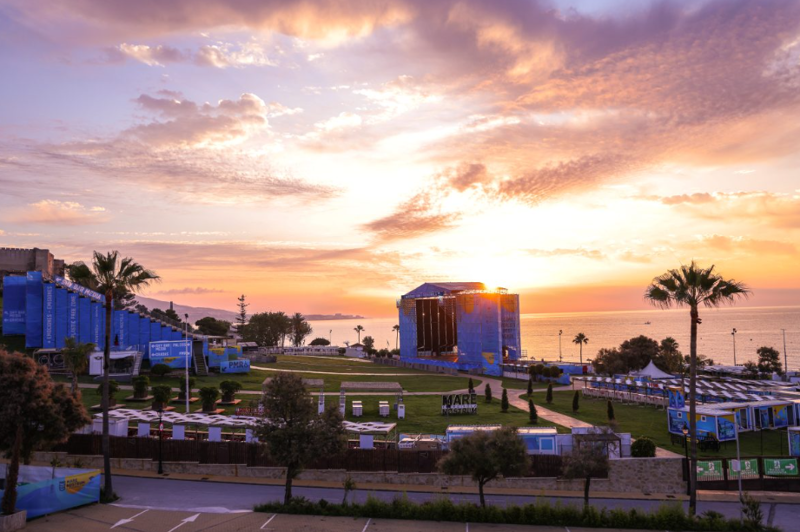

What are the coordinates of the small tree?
(309, 337, 330, 346)
(562, 439, 610, 507)
(362, 336, 376, 355)
(534, 364, 545, 381)
(199, 387, 220, 412)
(178, 376, 196, 401)
(572, 391, 580, 412)
(220, 380, 243, 403)
(97, 380, 120, 406)
(236, 294, 249, 333)
(151, 385, 172, 411)
(1, 350, 89, 515)
(529, 399, 538, 424)
(342, 474, 356, 505)
(438, 427, 528, 507)
(607, 400, 615, 422)
(757, 346, 782, 377)
(63, 337, 95, 396)
(257, 373, 347, 504)
(468, 378, 474, 394)
(631, 437, 656, 457)
(485, 383, 492, 403)
(501, 388, 509, 413)
(546, 383, 553, 404)
(132, 375, 150, 399)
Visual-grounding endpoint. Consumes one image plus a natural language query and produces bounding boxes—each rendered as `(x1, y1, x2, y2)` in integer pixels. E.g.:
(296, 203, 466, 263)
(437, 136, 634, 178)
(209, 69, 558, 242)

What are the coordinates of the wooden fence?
(59, 434, 563, 476)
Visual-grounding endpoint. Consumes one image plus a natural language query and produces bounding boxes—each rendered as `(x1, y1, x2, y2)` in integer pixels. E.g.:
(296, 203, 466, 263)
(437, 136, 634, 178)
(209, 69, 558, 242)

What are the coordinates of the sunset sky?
(1, 0, 799, 318)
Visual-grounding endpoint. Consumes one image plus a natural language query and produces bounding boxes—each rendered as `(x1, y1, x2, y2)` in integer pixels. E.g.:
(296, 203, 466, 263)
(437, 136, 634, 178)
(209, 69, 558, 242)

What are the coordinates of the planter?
(221, 394, 235, 403)
(0, 510, 27, 532)
(201, 402, 217, 413)
(152, 401, 165, 411)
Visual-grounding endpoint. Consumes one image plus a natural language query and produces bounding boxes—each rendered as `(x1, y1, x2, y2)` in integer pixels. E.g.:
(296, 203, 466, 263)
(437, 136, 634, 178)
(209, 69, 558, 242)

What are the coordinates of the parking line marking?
(361, 517, 372, 532)
(260, 514, 277, 529)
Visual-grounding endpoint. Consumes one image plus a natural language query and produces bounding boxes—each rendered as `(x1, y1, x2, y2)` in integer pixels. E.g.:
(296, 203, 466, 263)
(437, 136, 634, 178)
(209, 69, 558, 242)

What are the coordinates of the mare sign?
(442, 393, 478, 415)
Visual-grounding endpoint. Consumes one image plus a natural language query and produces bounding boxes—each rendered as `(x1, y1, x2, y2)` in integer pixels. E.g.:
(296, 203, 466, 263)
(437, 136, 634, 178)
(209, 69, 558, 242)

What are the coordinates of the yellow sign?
(64, 471, 99, 495)
(482, 352, 495, 365)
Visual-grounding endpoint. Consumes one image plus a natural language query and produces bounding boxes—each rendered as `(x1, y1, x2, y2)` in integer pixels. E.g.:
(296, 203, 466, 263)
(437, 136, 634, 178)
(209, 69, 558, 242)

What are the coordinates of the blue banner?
(150, 321, 161, 343)
(0, 469, 100, 520)
(2, 275, 26, 335)
(140, 319, 152, 356)
(25, 271, 43, 348)
(149, 340, 190, 368)
(91, 302, 101, 347)
(220, 358, 250, 373)
(79, 297, 91, 344)
(43, 283, 56, 348)
(127, 312, 140, 348)
(67, 292, 79, 340)
(113, 310, 125, 347)
(55, 288, 68, 348)
(52, 275, 104, 303)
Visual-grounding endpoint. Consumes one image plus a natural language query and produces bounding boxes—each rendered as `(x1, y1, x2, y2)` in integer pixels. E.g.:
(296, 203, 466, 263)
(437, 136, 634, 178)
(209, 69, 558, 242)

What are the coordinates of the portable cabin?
(517, 427, 558, 454)
(445, 424, 501, 444)
(789, 427, 800, 457)
(667, 405, 739, 442)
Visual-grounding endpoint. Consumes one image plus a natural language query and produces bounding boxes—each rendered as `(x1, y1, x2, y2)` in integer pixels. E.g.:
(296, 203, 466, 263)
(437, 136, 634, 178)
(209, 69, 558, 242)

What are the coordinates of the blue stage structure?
(398, 282, 521, 376)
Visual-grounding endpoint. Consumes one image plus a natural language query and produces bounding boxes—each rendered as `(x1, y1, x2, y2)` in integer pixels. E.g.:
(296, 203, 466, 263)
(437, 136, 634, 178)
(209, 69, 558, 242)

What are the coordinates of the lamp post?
(157, 407, 164, 475)
(682, 424, 690, 496)
(733, 419, 743, 516)
(185, 314, 190, 414)
(558, 330, 563, 362)
(731, 328, 737, 366)
(329, 329, 332, 345)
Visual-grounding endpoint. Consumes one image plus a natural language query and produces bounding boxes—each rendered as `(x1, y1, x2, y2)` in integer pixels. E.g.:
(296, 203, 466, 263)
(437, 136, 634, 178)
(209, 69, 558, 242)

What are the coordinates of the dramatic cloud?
(102, 41, 278, 68)
(697, 235, 798, 256)
(156, 287, 226, 295)
(527, 248, 605, 260)
(3, 200, 108, 226)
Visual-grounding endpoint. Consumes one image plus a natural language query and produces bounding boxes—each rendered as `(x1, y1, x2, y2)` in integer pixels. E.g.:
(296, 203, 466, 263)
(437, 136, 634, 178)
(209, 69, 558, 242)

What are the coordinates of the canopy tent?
(630, 361, 673, 379)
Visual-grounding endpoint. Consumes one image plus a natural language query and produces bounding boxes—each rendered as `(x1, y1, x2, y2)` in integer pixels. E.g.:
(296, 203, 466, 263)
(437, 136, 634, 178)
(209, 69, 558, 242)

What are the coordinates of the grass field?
(544, 390, 789, 457)
(267, 355, 425, 374)
(499, 377, 551, 391)
(341, 394, 565, 435)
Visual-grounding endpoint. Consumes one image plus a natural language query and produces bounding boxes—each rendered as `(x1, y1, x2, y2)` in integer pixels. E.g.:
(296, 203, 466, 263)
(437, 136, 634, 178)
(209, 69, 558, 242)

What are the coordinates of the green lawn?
(341, 394, 564, 435)
(499, 377, 551, 391)
(268, 355, 425, 374)
(544, 390, 789, 457)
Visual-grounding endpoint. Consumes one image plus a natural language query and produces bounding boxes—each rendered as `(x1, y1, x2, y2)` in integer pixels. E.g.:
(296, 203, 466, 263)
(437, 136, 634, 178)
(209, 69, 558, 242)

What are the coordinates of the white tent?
(631, 361, 674, 379)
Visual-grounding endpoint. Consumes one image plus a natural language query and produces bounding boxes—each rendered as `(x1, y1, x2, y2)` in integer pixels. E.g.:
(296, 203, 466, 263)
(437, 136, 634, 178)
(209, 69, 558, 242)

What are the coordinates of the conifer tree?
(607, 400, 615, 421)
(527, 378, 533, 396)
(468, 378, 474, 394)
(529, 399, 538, 424)
(501, 388, 509, 413)
(572, 390, 580, 412)
(485, 383, 492, 403)
(546, 383, 553, 404)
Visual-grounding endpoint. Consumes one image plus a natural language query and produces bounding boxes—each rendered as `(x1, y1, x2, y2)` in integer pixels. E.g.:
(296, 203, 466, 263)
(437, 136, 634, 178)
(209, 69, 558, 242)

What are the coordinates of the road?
(74, 475, 799, 529)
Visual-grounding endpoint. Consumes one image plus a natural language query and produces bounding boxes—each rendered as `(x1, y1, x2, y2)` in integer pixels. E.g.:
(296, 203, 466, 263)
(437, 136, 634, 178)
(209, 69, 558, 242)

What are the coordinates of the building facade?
(398, 282, 521, 376)
(0, 247, 65, 282)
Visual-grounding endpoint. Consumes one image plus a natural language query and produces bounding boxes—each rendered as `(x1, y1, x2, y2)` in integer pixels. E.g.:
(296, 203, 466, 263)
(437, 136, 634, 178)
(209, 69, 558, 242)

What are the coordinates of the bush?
(338, 348, 346, 355)
(220, 380, 243, 402)
(607, 400, 615, 421)
(572, 391, 580, 412)
(199, 386, 220, 412)
(501, 388, 509, 413)
(631, 437, 657, 458)
(528, 399, 538, 424)
(252, 494, 773, 531)
(546, 383, 553, 404)
(484, 383, 492, 403)
(132, 375, 150, 399)
(150, 363, 171, 377)
(151, 385, 172, 408)
(527, 378, 533, 396)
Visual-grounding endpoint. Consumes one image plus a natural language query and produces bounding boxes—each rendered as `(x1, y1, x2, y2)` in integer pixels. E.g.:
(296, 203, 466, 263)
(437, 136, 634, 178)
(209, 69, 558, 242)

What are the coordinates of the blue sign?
(26, 271, 43, 348)
(1, 275, 26, 335)
(52, 275, 104, 303)
(149, 340, 190, 368)
(43, 283, 56, 348)
(0, 469, 100, 519)
(220, 359, 250, 373)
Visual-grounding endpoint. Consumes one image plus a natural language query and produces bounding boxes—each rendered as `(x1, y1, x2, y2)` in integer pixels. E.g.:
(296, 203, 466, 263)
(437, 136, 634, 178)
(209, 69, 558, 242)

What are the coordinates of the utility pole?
(732, 328, 737, 366)
(558, 330, 563, 362)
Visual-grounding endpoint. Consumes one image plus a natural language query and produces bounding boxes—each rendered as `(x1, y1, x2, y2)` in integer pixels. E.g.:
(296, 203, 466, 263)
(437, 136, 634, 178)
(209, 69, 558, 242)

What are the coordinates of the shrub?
(178, 376, 196, 401)
(607, 400, 615, 421)
(338, 348, 346, 355)
(546, 383, 553, 404)
(631, 437, 656, 458)
(150, 363, 171, 377)
(741, 493, 763, 530)
(572, 391, 580, 412)
(527, 378, 533, 396)
(151, 385, 172, 409)
(199, 387, 220, 412)
(501, 388, 509, 413)
(220, 380, 243, 402)
(528, 399, 538, 424)
(132, 375, 150, 399)
(484, 383, 492, 403)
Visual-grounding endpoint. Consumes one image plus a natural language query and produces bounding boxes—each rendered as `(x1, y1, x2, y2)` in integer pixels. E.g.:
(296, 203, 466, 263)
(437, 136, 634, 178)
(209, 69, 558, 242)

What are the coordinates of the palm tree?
(392, 324, 400, 350)
(63, 337, 95, 396)
(645, 261, 748, 515)
(90, 251, 160, 497)
(572, 333, 589, 364)
(354, 325, 364, 344)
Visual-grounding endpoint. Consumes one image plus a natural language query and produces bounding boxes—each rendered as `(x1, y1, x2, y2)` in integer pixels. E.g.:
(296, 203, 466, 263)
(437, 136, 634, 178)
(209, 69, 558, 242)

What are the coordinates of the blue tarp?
(140, 319, 152, 357)
(55, 288, 68, 348)
(128, 312, 140, 349)
(1, 275, 26, 335)
(91, 302, 102, 348)
(67, 292, 79, 340)
(79, 297, 91, 344)
(25, 272, 43, 348)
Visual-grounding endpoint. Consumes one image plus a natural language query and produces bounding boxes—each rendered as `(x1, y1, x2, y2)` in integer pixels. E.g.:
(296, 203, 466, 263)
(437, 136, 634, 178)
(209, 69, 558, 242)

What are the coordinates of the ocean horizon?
(310, 305, 800, 371)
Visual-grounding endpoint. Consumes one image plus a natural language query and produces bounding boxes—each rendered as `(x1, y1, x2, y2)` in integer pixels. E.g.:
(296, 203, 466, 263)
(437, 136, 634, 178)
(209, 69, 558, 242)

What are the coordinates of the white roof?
(630, 361, 674, 379)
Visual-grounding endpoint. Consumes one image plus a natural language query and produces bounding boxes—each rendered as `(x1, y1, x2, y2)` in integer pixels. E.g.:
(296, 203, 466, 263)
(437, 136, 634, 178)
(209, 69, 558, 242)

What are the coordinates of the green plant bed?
(340, 394, 564, 435)
(547, 390, 789, 457)
(254, 495, 775, 532)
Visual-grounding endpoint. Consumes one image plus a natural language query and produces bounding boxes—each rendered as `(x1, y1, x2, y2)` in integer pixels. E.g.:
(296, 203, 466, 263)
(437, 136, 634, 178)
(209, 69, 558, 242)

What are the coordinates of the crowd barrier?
(582, 387, 669, 408)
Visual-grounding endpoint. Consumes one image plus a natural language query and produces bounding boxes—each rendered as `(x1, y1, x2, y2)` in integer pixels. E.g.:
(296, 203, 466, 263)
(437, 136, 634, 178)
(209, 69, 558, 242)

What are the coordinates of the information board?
(764, 458, 798, 476)
(220, 359, 250, 373)
(729, 458, 759, 477)
(149, 340, 190, 369)
(442, 393, 478, 415)
(696, 460, 723, 479)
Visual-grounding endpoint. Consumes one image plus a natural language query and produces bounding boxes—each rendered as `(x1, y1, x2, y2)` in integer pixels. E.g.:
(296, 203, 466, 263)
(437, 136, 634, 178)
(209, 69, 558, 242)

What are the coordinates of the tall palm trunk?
(395, 330, 399, 351)
(579, 344, 583, 365)
(102, 291, 113, 497)
(688, 306, 699, 515)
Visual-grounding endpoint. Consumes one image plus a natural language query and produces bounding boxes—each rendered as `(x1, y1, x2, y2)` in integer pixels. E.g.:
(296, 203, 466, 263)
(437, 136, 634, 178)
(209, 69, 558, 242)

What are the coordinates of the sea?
(310, 306, 800, 371)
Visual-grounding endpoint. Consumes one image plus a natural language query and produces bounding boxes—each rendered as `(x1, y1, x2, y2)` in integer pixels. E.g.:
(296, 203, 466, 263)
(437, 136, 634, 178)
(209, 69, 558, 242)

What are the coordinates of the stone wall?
(32, 452, 686, 494)
(0, 247, 65, 280)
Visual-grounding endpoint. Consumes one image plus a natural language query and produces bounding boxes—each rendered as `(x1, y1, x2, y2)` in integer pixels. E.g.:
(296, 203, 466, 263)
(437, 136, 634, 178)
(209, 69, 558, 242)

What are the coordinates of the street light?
(185, 314, 190, 414)
(682, 424, 690, 496)
(157, 407, 164, 475)
(558, 330, 563, 362)
(732, 328, 738, 366)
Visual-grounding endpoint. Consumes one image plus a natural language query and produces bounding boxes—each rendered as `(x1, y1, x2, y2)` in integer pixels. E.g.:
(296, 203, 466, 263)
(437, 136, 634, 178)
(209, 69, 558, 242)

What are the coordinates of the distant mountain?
(135, 296, 237, 324)
(134, 296, 364, 324)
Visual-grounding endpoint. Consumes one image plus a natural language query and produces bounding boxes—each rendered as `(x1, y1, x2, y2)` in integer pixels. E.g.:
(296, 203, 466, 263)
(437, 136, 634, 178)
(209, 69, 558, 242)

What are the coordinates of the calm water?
(311, 306, 800, 370)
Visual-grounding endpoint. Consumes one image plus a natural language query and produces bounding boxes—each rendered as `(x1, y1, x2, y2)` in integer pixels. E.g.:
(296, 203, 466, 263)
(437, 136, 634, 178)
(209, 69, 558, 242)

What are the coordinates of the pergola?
(95, 408, 260, 441)
(342, 420, 398, 447)
(339, 381, 404, 413)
